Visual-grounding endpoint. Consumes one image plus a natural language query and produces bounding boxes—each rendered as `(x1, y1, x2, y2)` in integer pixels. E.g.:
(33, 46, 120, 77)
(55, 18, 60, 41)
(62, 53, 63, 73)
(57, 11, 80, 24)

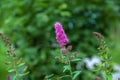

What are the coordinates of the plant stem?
(59, 75, 71, 79)
(67, 54, 73, 80)
(69, 59, 73, 79)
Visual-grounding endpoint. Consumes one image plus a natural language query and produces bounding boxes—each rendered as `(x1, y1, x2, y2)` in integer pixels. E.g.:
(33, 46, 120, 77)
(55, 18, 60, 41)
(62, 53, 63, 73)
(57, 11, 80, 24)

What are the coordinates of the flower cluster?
(93, 32, 104, 42)
(93, 32, 113, 80)
(54, 22, 69, 47)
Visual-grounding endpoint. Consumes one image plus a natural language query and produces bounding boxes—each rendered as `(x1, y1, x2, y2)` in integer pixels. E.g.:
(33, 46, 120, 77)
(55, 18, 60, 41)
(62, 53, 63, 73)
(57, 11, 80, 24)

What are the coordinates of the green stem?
(58, 75, 71, 79)
(68, 58, 73, 79)
(66, 54, 73, 80)
(13, 57, 20, 80)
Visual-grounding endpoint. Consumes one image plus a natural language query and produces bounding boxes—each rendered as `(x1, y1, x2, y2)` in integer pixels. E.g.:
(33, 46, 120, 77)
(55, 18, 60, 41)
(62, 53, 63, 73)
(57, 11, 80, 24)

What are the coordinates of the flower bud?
(70, 52, 77, 59)
(7, 74, 10, 80)
(5, 62, 11, 65)
(61, 49, 67, 55)
(13, 53, 16, 57)
(97, 77, 100, 80)
(73, 52, 77, 56)
(67, 45, 72, 51)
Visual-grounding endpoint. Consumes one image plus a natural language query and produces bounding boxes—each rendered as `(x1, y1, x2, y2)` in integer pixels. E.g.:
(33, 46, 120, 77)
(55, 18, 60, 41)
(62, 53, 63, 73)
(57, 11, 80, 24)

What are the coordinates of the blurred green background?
(0, 0, 120, 80)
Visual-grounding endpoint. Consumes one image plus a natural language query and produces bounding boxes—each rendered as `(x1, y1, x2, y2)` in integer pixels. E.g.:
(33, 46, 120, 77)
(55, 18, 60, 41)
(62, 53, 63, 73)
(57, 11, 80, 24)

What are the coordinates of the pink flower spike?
(54, 22, 69, 47)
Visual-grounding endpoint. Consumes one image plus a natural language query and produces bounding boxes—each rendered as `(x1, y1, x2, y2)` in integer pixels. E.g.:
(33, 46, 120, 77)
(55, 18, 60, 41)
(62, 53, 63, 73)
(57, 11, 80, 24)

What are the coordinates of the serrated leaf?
(71, 58, 81, 62)
(73, 71, 81, 80)
(23, 66, 28, 72)
(63, 65, 70, 72)
(59, 75, 71, 79)
(17, 63, 25, 67)
(8, 69, 15, 72)
(16, 58, 23, 65)
(19, 72, 29, 76)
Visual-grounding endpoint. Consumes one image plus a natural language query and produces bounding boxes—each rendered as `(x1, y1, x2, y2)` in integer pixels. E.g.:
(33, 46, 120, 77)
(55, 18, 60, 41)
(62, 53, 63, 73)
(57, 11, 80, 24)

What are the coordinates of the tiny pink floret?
(54, 22, 69, 47)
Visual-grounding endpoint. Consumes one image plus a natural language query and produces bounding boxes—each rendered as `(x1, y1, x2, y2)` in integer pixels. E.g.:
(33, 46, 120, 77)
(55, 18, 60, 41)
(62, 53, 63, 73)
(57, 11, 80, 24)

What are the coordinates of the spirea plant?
(51, 22, 81, 80)
(93, 32, 113, 80)
(0, 33, 28, 80)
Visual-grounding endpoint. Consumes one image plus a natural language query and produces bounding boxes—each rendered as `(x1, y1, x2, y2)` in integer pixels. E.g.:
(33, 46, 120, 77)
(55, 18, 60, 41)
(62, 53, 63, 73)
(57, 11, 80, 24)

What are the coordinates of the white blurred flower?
(112, 64, 120, 80)
(77, 56, 120, 80)
(83, 56, 101, 69)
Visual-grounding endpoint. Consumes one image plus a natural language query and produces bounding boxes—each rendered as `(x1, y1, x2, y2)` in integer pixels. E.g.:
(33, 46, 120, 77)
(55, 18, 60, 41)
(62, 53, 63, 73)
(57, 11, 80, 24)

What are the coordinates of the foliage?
(0, 33, 28, 80)
(0, 43, 8, 80)
(53, 46, 81, 80)
(93, 32, 113, 80)
(0, 0, 120, 80)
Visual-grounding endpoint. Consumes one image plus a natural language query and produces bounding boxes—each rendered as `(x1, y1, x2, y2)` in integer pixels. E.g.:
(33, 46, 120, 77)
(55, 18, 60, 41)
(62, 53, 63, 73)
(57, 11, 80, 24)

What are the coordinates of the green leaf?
(71, 58, 81, 62)
(60, 11, 71, 17)
(73, 71, 81, 80)
(13, 76, 17, 80)
(8, 69, 15, 72)
(59, 75, 71, 79)
(19, 72, 29, 76)
(17, 63, 25, 67)
(59, 3, 67, 9)
(107, 74, 112, 80)
(63, 65, 70, 72)
(45, 74, 54, 79)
